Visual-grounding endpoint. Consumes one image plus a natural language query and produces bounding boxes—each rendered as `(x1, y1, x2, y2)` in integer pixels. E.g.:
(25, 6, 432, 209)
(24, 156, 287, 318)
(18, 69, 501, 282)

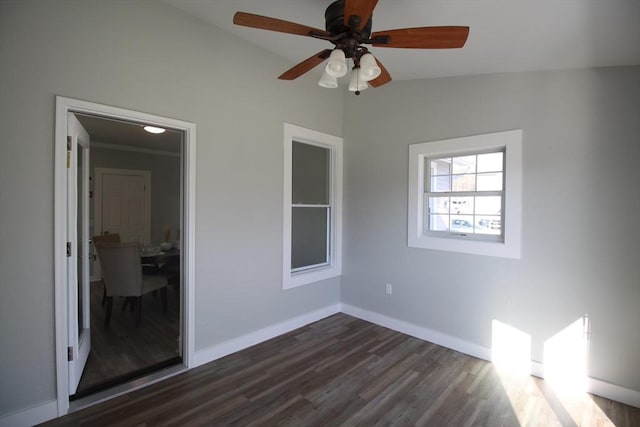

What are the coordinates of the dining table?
(140, 247, 180, 284)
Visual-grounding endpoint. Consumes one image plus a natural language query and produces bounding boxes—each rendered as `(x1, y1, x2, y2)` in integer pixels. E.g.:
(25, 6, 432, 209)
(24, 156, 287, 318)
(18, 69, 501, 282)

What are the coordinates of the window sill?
(408, 233, 520, 259)
(283, 265, 341, 290)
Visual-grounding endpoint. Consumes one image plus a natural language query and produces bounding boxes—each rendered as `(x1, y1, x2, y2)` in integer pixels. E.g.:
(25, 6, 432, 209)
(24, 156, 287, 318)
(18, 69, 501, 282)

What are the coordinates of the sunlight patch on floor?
(491, 317, 615, 426)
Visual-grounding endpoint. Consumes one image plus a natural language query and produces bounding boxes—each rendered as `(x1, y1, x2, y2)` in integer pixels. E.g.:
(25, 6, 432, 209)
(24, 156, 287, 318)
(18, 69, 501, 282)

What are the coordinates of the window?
(426, 150, 504, 241)
(408, 130, 522, 258)
(283, 123, 342, 289)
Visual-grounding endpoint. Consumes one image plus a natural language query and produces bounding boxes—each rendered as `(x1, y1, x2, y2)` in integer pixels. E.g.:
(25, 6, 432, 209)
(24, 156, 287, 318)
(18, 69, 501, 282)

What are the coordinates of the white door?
(67, 113, 91, 394)
(101, 172, 149, 243)
(95, 168, 151, 245)
(91, 168, 151, 279)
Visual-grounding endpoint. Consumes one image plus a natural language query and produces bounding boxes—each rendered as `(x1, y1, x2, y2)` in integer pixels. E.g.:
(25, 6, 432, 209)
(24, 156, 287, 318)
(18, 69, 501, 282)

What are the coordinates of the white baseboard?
(340, 303, 492, 361)
(5, 302, 636, 427)
(193, 304, 341, 367)
(586, 377, 640, 408)
(0, 399, 57, 427)
(340, 303, 640, 408)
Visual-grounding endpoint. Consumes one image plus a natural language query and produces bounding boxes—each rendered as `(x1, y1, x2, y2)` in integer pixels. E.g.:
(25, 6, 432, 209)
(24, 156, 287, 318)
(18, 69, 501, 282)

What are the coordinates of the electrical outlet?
(385, 283, 393, 295)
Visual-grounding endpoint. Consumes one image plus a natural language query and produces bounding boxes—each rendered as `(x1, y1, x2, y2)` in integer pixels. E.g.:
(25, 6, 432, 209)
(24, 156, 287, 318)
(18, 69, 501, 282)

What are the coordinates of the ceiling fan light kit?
(358, 53, 382, 81)
(233, 0, 469, 95)
(319, 70, 339, 88)
(325, 48, 349, 78)
(348, 68, 368, 93)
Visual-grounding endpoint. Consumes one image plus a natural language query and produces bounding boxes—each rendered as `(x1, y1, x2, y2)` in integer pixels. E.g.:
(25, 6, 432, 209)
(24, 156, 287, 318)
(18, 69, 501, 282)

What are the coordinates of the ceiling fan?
(233, 0, 469, 94)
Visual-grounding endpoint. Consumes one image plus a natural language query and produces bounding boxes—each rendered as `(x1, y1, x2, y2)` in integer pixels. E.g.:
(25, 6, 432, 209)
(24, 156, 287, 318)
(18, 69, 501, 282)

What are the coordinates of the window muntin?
(425, 150, 504, 240)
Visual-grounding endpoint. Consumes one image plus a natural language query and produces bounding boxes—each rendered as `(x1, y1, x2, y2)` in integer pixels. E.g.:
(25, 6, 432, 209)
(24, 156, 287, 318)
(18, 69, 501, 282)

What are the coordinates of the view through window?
(426, 150, 504, 241)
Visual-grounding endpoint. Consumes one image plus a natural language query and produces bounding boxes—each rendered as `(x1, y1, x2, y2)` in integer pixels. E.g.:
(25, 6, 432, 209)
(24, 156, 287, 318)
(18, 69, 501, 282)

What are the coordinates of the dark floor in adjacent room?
(74, 280, 181, 397)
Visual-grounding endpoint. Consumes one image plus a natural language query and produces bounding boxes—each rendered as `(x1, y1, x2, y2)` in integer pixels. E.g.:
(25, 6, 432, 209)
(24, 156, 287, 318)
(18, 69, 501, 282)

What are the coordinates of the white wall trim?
(340, 303, 491, 361)
(586, 377, 640, 408)
(193, 304, 341, 367)
(92, 141, 181, 158)
(54, 96, 197, 418)
(341, 304, 640, 408)
(0, 400, 57, 427)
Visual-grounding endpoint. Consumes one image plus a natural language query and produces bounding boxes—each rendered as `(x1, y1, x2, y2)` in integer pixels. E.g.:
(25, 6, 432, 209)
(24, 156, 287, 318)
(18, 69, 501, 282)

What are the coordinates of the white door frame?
(54, 96, 197, 416)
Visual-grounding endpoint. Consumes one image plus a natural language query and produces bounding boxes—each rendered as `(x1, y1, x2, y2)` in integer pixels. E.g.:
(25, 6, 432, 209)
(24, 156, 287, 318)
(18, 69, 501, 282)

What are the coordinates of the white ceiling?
(166, 0, 640, 81)
(76, 114, 182, 153)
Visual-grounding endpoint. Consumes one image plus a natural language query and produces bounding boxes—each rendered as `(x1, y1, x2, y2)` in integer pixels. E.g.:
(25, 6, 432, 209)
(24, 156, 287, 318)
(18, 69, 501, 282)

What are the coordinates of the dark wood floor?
(46, 313, 639, 426)
(75, 280, 181, 395)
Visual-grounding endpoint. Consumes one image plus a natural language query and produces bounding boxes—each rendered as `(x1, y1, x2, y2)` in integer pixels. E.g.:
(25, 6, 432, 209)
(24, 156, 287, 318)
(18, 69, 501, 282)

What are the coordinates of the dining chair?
(94, 241, 168, 327)
(92, 233, 121, 307)
(92, 233, 121, 243)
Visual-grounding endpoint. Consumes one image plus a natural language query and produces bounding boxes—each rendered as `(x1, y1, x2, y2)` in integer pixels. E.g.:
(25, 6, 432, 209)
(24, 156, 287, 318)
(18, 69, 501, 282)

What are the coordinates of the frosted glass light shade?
(358, 53, 381, 82)
(348, 69, 368, 92)
(143, 126, 166, 134)
(325, 49, 348, 78)
(318, 70, 338, 88)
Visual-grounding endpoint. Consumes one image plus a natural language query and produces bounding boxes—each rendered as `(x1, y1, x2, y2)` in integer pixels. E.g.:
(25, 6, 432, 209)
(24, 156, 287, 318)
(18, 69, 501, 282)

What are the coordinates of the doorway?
(54, 97, 196, 417)
(76, 115, 183, 398)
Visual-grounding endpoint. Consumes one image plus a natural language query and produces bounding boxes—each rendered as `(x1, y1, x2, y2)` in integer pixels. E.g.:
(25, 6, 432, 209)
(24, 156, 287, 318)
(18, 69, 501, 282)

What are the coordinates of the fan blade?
(344, 0, 379, 32)
(278, 49, 332, 80)
(234, 12, 330, 38)
(372, 26, 469, 49)
(368, 58, 391, 88)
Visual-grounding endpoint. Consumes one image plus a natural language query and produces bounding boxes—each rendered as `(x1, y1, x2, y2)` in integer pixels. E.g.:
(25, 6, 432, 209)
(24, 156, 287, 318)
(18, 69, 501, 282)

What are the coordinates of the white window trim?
(408, 130, 522, 259)
(283, 123, 343, 289)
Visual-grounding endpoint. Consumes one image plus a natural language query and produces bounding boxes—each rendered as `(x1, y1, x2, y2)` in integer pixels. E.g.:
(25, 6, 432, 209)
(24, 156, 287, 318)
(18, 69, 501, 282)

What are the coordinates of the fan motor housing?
(325, 0, 372, 39)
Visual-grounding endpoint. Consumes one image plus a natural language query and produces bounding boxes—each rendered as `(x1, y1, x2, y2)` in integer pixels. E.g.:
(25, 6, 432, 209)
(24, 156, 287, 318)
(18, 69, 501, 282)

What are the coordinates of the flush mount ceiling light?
(143, 125, 166, 134)
(233, 0, 469, 95)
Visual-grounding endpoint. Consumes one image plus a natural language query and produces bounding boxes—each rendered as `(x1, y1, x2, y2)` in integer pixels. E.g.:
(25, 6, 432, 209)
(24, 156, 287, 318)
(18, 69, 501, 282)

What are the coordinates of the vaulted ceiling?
(165, 0, 640, 81)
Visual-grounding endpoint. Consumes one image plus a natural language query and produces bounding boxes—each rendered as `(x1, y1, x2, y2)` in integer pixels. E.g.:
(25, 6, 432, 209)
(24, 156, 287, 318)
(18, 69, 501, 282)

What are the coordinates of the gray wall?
(91, 146, 181, 246)
(0, 0, 342, 416)
(342, 67, 640, 392)
(2, 0, 639, 419)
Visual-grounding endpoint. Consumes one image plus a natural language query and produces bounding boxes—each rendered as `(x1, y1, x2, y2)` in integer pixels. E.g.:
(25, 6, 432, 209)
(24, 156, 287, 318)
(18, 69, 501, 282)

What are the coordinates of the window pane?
(429, 214, 449, 232)
(425, 150, 505, 237)
(452, 174, 476, 192)
(292, 141, 329, 204)
(291, 207, 328, 269)
(476, 216, 502, 235)
(451, 215, 474, 232)
(430, 175, 450, 192)
(475, 196, 502, 215)
(430, 158, 451, 176)
(452, 155, 476, 174)
(477, 152, 503, 173)
(477, 172, 503, 191)
(451, 197, 473, 214)
(428, 196, 449, 214)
